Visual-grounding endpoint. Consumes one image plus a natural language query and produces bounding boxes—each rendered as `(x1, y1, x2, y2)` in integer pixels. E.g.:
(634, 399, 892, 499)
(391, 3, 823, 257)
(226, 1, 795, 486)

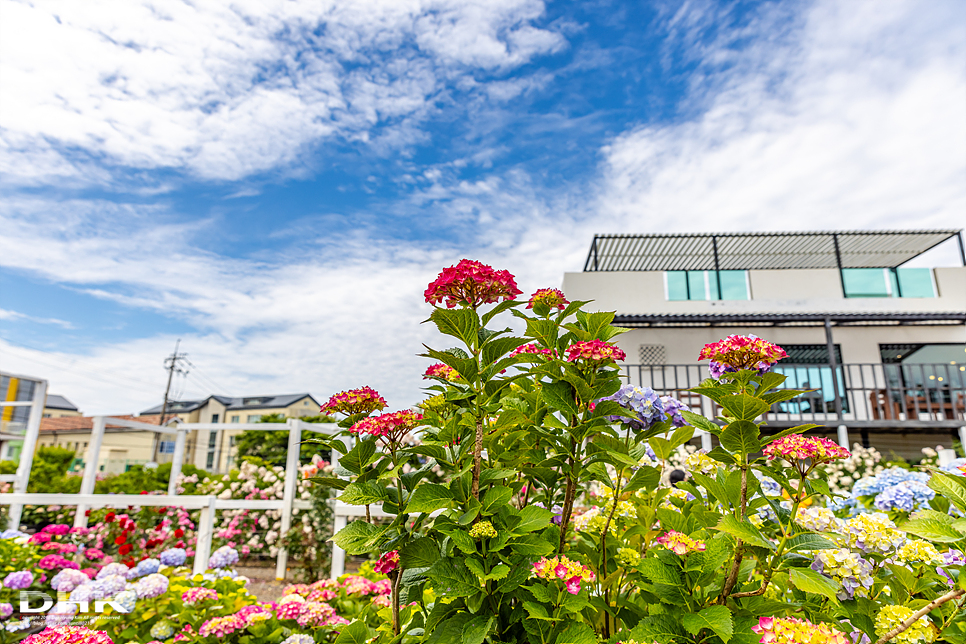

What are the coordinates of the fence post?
(8, 378, 47, 531)
(959, 427, 966, 458)
(700, 430, 712, 452)
(74, 416, 106, 528)
(275, 418, 302, 580)
(193, 495, 216, 575)
(330, 511, 347, 580)
(167, 427, 188, 496)
(837, 425, 849, 450)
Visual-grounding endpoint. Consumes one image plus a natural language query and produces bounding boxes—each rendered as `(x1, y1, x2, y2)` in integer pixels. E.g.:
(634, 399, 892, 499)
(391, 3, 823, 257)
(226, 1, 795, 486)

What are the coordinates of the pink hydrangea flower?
(566, 340, 626, 363)
(198, 615, 246, 638)
(423, 363, 461, 381)
(320, 386, 387, 416)
(699, 335, 787, 371)
(22, 626, 114, 644)
(425, 259, 522, 309)
(526, 288, 569, 311)
(373, 550, 400, 574)
(763, 435, 850, 465)
(655, 531, 706, 556)
(41, 524, 71, 536)
(509, 343, 555, 359)
(181, 587, 218, 604)
(350, 411, 423, 440)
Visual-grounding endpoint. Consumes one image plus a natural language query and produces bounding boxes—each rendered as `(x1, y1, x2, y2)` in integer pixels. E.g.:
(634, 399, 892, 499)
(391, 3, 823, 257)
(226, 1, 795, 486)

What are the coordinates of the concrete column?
(74, 416, 106, 528)
(836, 425, 849, 450)
(167, 427, 188, 496)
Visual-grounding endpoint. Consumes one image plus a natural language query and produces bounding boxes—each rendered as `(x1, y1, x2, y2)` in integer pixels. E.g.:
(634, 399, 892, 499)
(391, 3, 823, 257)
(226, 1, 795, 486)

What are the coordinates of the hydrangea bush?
(305, 259, 966, 644)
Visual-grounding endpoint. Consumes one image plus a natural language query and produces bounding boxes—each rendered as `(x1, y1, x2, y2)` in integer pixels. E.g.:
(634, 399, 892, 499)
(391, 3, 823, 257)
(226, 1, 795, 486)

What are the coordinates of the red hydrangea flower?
(423, 363, 460, 381)
(349, 410, 423, 440)
(509, 343, 555, 359)
(763, 435, 850, 464)
(698, 334, 787, 371)
(566, 340, 626, 363)
(425, 259, 522, 309)
(320, 386, 388, 416)
(526, 288, 569, 311)
(373, 550, 399, 574)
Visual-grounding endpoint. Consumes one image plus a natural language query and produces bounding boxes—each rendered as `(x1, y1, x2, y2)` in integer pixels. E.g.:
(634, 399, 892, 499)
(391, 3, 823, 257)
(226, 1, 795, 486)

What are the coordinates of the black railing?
(621, 362, 966, 427)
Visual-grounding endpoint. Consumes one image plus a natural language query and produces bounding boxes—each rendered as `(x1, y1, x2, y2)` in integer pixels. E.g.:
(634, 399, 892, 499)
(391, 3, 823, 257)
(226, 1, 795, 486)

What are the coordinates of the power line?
(184, 360, 231, 396)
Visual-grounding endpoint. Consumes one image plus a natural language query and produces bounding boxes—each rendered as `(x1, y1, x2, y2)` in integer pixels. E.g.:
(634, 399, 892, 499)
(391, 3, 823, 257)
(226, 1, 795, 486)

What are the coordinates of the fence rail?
(621, 362, 966, 427)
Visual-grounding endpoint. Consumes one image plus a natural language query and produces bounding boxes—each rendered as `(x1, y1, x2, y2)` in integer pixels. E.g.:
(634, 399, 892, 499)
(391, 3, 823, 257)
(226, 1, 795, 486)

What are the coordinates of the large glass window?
(842, 268, 935, 298)
(772, 344, 848, 413)
(666, 270, 750, 301)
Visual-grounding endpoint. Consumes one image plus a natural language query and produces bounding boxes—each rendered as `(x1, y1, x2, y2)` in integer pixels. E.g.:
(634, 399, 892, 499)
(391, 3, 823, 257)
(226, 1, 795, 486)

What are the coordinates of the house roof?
(139, 393, 319, 415)
(39, 415, 163, 433)
(583, 230, 963, 272)
(44, 394, 79, 411)
(612, 311, 966, 328)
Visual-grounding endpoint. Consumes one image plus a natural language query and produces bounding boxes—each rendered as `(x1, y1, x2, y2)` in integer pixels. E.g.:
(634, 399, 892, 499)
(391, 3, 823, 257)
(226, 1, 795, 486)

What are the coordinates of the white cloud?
(596, 0, 966, 234)
(0, 0, 565, 185)
(0, 308, 74, 329)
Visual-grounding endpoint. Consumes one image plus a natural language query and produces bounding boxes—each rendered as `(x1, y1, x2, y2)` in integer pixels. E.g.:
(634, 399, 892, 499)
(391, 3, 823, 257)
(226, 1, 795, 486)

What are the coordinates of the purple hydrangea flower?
(159, 548, 187, 567)
(45, 602, 78, 627)
(208, 546, 239, 569)
(51, 569, 90, 593)
(874, 480, 935, 512)
(96, 563, 129, 580)
(660, 396, 690, 428)
(0, 603, 12, 619)
(3, 570, 33, 590)
(69, 584, 94, 603)
(595, 385, 666, 431)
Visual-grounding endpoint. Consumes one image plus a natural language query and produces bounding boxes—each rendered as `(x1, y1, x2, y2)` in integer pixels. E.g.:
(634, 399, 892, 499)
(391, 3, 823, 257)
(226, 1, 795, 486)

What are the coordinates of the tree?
(233, 413, 335, 467)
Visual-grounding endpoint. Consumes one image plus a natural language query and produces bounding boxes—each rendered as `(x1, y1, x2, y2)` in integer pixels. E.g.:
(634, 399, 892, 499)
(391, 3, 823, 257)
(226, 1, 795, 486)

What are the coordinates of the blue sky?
(1, 0, 964, 414)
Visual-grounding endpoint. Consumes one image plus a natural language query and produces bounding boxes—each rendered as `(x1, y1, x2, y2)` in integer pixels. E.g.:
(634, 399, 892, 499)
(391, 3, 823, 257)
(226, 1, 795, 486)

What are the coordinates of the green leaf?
(719, 420, 761, 456)
(784, 533, 838, 553)
(331, 520, 386, 555)
(929, 471, 966, 514)
(487, 564, 510, 580)
(482, 336, 529, 365)
(400, 537, 441, 569)
(462, 615, 494, 644)
(481, 486, 513, 514)
(339, 439, 377, 475)
(900, 518, 965, 543)
(556, 622, 598, 644)
(639, 558, 682, 586)
(681, 606, 734, 643)
(756, 371, 788, 393)
(522, 601, 553, 620)
(427, 559, 482, 598)
(333, 620, 369, 644)
(542, 381, 579, 417)
(681, 410, 722, 435)
(649, 437, 672, 461)
(482, 299, 522, 326)
(337, 481, 390, 505)
(449, 529, 477, 555)
(408, 483, 455, 514)
(431, 307, 481, 349)
(515, 505, 553, 534)
(760, 389, 811, 405)
(789, 568, 840, 603)
(509, 535, 555, 556)
(717, 515, 774, 550)
(526, 583, 551, 603)
(479, 468, 517, 483)
(719, 394, 771, 421)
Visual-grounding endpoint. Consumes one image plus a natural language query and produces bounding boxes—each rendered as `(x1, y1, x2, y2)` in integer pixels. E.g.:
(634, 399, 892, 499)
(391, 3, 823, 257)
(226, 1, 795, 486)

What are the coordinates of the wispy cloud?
(0, 308, 74, 329)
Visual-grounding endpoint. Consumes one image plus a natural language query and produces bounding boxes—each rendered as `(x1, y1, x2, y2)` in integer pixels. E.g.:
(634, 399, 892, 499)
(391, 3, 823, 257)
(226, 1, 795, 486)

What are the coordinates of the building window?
(206, 452, 215, 469)
(247, 414, 262, 423)
(230, 415, 240, 423)
(772, 344, 848, 413)
(841, 268, 936, 298)
(211, 413, 220, 423)
(665, 270, 749, 301)
(159, 441, 176, 454)
(638, 345, 666, 364)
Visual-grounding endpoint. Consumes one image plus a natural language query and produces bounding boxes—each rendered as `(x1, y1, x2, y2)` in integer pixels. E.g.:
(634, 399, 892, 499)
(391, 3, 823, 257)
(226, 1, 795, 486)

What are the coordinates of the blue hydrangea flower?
(150, 620, 176, 639)
(208, 546, 239, 569)
(0, 530, 28, 540)
(159, 548, 187, 567)
(874, 480, 935, 512)
(134, 573, 169, 599)
(96, 563, 129, 580)
(281, 635, 315, 644)
(660, 396, 690, 428)
(113, 589, 137, 614)
(595, 385, 666, 431)
(69, 584, 94, 603)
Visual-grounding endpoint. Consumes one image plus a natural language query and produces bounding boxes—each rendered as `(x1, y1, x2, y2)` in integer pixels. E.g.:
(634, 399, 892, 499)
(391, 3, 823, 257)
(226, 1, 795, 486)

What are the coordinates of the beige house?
(37, 414, 162, 474)
(138, 393, 321, 471)
(563, 230, 966, 459)
(43, 394, 82, 418)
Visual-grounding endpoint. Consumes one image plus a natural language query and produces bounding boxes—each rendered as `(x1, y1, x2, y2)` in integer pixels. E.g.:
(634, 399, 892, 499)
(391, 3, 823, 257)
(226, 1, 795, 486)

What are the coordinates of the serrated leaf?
(510, 535, 555, 555)
(515, 505, 553, 534)
(639, 557, 682, 586)
(431, 307, 480, 349)
(337, 481, 390, 505)
(428, 559, 482, 598)
(719, 394, 771, 421)
(449, 529, 477, 555)
(681, 605, 734, 643)
(900, 518, 965, 543)
(717, 515, 774, 550)
(333, 620, 369, 644)
(331, 520, 386, 555)
(339, 439, 377, 475)
(929, 471, 966, 514)
(523, 601, 553, 620)
(400, 537, 440, 569)
(526, 583, 551, 603)
(681, 410, 722, 435)
(542, 381, 579, 417)
(408, 483, 454, 513)
(462, 615, 494, 644)
(790, 567, 840, 603)
(719, 420, 761, 456)
(784, 533, 837, 553)
(487, 564, 510, 580)
(556, 622, 597, 644)
(481, 486, 513, 514)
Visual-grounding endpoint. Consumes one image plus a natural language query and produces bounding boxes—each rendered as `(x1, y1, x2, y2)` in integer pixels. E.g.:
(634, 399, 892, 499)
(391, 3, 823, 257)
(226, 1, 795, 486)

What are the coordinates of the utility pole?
(155, 340, 189, 461)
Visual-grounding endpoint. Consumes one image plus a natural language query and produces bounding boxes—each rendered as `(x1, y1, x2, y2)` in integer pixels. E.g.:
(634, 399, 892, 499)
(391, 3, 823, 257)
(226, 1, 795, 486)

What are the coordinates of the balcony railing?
(620, 362, 966, 428)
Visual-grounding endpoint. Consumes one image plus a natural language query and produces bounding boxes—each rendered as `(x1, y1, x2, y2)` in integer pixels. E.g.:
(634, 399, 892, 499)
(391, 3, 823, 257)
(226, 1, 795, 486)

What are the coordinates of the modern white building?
(562, 230, 966, 458)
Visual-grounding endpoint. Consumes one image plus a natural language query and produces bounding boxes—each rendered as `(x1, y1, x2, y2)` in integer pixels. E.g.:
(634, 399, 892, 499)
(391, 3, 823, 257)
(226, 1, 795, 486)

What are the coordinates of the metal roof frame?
(613, 311, 966, 328)
(583, 230, 965, 272)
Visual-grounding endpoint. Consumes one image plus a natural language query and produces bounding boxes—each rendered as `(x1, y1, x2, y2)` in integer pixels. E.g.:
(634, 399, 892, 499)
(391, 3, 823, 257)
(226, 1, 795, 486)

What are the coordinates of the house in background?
(562, 229, 966, 459)
(36, 414, 164, 474)
(43, 394, 82, 418)
(138, 393, 321, 472)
